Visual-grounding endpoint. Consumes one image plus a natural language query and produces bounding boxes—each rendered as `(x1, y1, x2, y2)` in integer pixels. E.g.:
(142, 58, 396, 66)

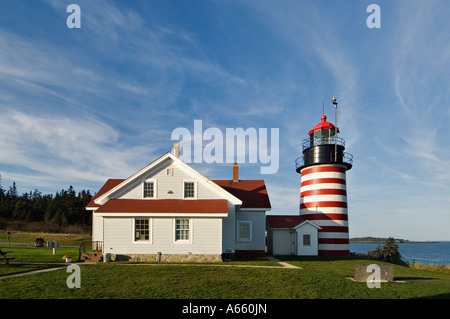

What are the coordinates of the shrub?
(368, 237, 405, 264)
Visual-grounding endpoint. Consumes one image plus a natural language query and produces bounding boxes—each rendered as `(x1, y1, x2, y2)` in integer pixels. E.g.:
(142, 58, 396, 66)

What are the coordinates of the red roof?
(212, 180, 271, 209)
(86, 179, 124, 208)
(266, 215, 309, 229)
(87, 177, 270, 212)
(308, 115, 339, 135)
(96, 199, 228, 214)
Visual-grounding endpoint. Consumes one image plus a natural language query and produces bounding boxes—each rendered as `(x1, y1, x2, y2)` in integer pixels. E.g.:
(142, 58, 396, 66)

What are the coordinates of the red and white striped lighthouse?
(295, 97, 353, 255)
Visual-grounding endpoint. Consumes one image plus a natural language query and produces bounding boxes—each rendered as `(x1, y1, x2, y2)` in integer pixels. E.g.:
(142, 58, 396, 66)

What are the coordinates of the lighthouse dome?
(308, 115, 339, 135)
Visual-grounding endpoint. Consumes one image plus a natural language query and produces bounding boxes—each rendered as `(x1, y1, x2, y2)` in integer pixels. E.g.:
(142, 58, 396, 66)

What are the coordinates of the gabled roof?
(213, 180, 271, 210)
(87, 152, 272, 215)
(266, 215, 321, 229)
(86, 179, 124, 209)
(96, 199, 228, 214)
(92, 152, 242, 207)
(88, 177, 271, 213)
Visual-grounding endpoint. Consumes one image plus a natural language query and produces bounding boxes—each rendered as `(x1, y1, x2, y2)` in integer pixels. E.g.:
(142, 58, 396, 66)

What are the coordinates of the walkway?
(265, 255, 301, 269)
(0, 255, 300, 279)
(0, 264, 70, 279)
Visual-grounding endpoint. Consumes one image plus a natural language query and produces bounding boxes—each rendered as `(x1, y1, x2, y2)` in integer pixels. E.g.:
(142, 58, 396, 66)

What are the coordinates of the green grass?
(1, 246, 449, 299)
(0, 230, 90, 247)
(0, 245, 80, 276)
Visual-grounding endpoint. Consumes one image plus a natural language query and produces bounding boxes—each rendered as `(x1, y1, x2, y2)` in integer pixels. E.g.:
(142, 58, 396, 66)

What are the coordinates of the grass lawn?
(1, 246, 449, 299)
(0, 231, 90, 247)
(0, 245, 80, 276)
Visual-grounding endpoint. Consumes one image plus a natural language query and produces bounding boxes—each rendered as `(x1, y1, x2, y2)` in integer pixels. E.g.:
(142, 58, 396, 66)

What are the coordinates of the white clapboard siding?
(235, 210, 266, 251)
(221, 203, 236, 252)
(91, 213, 103, 242)
(296, 222, 319, 256)
(116, 161, 221, 200)
(103, 217, 222, 255)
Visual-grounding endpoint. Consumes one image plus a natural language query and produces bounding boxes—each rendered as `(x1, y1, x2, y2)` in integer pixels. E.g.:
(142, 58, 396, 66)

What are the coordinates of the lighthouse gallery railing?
(302, 136, 346, 150)
(295, 152, 353, 169)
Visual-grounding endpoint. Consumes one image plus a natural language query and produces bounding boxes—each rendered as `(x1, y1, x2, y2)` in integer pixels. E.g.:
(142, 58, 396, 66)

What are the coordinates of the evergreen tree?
(0, 181, 93, 231)
(368, 237, 402, 263)
(7, 182, 18, 198)
(13, 193, 32, 222)
(381, 237, 401, 262)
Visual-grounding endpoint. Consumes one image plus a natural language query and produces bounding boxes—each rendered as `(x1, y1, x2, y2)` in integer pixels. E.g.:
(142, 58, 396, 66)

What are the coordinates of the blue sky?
(0, 0, 449, 241)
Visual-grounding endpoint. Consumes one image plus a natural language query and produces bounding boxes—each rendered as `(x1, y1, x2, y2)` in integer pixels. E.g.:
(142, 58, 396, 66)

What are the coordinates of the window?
(183, 181, 195, 198)
(175, 218, 190, 241)
(237, 221, 252, 241)
(303, 234, 311, 246)
(143, 181, 154, 198)
(135, 219, 150, 241)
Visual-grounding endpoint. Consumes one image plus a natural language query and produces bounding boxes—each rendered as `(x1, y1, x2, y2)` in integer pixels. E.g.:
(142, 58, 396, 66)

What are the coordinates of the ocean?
(349, 241, 450, 266)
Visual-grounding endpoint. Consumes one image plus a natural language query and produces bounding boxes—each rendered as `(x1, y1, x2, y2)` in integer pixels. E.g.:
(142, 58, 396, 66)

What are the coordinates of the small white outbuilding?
(266, 215, 320, 256)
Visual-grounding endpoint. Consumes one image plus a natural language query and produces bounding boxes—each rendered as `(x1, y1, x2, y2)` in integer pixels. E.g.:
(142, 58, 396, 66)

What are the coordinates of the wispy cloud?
(0, 110, 157, 190)
(0, 0, 255, 193)
(391, 0, 450, 183)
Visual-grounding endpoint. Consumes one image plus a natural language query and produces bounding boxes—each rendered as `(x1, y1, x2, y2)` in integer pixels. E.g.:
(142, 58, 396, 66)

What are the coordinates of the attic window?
(143, 181, 155, 198)
(167, 168, 173, 176)
(183, 181, 195, 198)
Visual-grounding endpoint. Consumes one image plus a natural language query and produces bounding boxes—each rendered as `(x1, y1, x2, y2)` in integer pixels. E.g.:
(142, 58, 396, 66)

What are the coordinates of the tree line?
(0, 180, 93, 233)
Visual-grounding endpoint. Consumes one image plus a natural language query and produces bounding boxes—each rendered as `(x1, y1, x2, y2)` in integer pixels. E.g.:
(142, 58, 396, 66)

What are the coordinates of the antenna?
(332, 95, 338, 162)
(322, 101, 324, 115)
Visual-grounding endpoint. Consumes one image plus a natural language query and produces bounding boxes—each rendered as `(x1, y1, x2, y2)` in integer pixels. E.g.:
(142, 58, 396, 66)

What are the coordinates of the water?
(350, 241, 450, 266)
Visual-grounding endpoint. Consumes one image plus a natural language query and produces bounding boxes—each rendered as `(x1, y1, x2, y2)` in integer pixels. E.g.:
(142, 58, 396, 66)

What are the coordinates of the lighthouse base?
(318, 235, 350, 255)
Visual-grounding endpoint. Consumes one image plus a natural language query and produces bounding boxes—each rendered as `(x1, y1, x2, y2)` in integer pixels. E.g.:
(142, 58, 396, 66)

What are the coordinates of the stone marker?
(354, 264, 394, 282)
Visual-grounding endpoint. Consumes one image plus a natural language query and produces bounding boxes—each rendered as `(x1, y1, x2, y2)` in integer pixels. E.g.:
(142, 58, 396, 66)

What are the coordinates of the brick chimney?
(233, 163, 239, 182)
(172, 143, 179, 158)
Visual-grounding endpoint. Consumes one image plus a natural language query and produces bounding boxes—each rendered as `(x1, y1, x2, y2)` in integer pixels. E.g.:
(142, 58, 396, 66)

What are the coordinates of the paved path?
(0, 264, 71, 279)
(265, 255, 301, 269)
(0, 256, 300, 279)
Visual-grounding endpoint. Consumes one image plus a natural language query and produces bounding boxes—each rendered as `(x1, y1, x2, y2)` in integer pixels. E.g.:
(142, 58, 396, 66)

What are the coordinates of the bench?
(0, 249, 15, 265)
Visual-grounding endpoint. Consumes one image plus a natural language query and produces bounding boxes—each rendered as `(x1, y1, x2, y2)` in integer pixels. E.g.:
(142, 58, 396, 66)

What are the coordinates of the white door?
(290, 231, 297, 255)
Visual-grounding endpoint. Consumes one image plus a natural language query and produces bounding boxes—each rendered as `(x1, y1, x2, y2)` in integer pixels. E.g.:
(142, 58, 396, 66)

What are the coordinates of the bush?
(368, 237, 405, 264)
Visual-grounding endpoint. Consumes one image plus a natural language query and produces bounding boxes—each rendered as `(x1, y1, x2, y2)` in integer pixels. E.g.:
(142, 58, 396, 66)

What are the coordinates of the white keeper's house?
(86, 144, 271, 262)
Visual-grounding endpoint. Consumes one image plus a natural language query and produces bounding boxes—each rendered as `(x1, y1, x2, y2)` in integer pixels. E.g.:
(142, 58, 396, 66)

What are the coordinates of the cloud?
(0, 111, 156, 190)
(391, 0, 450, 183)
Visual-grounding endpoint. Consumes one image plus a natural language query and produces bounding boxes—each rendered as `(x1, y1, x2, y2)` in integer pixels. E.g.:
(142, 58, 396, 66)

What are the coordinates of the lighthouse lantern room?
(295, 96, 353, 255)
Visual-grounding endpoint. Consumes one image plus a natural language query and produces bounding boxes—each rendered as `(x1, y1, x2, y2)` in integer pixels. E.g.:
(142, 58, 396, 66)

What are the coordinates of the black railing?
(302, 136, 346, 150)
(295, 152, 353, 170)
(78, 242, 85, 261)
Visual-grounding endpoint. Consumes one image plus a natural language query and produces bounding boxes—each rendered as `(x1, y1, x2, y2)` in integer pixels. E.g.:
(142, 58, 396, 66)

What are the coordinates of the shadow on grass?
(395, 276, 435, 281)
(277, 254, 368, 262)
(413, 293, 450, 299)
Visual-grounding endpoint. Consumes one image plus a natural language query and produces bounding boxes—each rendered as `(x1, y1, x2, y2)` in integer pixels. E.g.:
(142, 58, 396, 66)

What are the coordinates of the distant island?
(350, 237, 435, 243)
